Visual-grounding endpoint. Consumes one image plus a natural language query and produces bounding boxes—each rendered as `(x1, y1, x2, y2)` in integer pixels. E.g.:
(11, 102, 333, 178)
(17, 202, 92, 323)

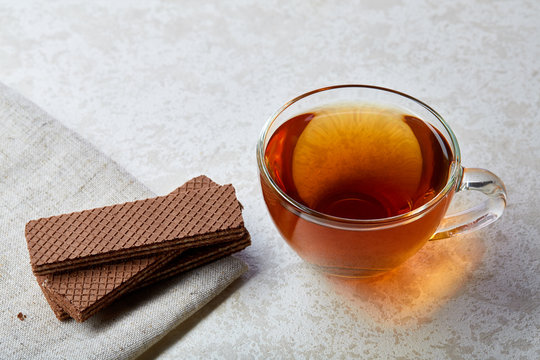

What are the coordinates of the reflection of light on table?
(325, 234, 486, 327)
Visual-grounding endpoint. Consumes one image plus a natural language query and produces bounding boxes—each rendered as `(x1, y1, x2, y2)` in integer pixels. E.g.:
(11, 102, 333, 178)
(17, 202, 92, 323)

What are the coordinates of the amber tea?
(259, 86, 506, 277)
(264, 104, 452, 220)
(260, 103, 455, 274)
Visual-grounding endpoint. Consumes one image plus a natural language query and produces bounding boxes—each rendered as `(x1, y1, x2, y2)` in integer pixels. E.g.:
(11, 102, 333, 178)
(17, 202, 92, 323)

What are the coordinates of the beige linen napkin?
(0, 82, 247, 359)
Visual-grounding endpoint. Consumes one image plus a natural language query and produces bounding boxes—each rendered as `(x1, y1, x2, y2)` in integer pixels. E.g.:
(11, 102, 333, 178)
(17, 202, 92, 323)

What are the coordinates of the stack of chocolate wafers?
(24, 176, 250, 322)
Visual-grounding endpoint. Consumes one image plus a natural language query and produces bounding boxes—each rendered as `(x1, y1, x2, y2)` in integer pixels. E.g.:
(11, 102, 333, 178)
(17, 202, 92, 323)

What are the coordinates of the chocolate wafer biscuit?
(27, 183, 244, 274)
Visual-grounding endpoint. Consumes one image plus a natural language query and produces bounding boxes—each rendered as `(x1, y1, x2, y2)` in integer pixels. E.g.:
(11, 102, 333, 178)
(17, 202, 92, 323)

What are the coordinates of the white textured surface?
(1, 0, 539, 358)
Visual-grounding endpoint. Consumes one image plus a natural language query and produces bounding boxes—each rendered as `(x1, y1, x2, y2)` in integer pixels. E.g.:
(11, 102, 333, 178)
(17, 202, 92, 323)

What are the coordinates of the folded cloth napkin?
(0, 82, 247, 359)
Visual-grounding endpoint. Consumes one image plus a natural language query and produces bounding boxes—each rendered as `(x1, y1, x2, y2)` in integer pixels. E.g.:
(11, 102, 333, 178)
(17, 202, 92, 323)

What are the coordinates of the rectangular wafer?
(26, 183, 244, 275)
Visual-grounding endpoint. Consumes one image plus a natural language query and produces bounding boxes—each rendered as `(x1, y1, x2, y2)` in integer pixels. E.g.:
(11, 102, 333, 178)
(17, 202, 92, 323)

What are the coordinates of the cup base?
(311, 264, 389, 278)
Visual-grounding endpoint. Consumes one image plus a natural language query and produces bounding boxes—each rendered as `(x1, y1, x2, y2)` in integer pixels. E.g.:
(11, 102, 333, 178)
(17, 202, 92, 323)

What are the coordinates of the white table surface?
(1, 1, 539, 358)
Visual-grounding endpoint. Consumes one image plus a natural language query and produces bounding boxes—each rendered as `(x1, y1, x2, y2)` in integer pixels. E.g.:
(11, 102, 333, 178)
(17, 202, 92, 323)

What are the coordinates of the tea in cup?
(257, 85, 506, 277)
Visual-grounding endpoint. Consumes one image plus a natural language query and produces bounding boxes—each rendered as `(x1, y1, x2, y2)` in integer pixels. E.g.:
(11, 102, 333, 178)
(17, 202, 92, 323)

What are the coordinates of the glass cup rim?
(256, 84, 462, 227)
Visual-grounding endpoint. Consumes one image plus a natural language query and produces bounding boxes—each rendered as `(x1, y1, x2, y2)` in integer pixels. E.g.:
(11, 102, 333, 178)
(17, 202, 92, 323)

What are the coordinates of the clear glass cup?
(257, 85, 507, 278)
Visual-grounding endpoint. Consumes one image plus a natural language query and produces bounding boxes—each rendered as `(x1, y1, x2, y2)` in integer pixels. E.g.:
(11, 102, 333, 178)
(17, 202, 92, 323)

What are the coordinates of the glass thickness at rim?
(256, 84, 462, 227)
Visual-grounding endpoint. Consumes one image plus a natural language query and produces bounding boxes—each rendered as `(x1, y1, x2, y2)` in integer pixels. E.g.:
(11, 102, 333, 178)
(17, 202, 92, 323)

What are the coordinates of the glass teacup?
(257, 85, 506, 278)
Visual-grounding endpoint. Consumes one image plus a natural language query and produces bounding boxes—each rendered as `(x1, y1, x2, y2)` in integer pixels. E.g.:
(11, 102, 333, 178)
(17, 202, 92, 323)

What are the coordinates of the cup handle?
(430, 167, 507, 240)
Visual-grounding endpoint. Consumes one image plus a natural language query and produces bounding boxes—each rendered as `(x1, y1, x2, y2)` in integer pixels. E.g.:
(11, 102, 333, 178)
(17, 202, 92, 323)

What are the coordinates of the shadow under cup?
(257, 85, 507, 278)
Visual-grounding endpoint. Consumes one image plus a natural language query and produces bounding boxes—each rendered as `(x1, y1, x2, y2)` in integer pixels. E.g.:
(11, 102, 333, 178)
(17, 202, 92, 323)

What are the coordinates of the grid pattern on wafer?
(40, 232, 247, 319)
(46, 234, 250, 321)
(40, 253, 178, 321)
(26, 184, 243, 273)
(42, 257, 155, 311)
(36, 176, 212, 318)
(35, 175, 241, 321)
